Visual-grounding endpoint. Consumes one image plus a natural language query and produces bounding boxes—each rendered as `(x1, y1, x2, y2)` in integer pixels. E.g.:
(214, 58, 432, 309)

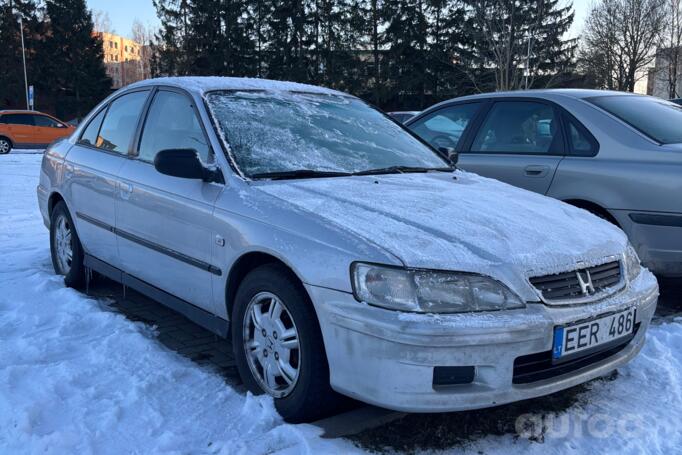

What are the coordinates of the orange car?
(0, 110, 75, 154)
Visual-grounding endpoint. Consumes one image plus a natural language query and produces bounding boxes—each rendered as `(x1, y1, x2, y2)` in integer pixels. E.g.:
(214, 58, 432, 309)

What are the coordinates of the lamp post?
(19, 14, 29, 110)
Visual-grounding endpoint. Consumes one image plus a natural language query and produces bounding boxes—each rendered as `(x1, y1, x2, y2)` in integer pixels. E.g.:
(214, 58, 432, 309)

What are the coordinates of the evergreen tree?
(458, 0, 576, 92)
(0, 0, 40, 109)
(381, 0, 429, 107)
(39, 0, 111, 118)
(151, 0, 191, 76)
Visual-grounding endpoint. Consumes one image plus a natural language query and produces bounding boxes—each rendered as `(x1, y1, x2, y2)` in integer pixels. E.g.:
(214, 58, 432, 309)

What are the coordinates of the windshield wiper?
(250, 169, 353, 180)
(352, 165, 453, 176)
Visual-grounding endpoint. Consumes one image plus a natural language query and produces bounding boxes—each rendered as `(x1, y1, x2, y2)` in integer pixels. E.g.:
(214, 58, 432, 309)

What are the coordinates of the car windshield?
(587, 95, 682, 144)
(206, 90, 447, 177)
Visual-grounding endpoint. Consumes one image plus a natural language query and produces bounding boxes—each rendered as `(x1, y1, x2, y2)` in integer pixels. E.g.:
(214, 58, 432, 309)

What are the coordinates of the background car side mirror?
(438, 147, 459, 166)
(154, 149, 222, 183)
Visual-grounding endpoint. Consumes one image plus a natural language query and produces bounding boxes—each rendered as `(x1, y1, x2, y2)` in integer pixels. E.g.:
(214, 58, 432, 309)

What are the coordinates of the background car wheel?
(232, 263, 342, 423)
(0, 137, 12, 154)
(50, 201, 85, 288)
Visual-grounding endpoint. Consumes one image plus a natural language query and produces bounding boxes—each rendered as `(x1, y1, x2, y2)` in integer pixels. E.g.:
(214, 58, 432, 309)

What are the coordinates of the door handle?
(120, 182, 133, 199)
(524, 165, 549, 177)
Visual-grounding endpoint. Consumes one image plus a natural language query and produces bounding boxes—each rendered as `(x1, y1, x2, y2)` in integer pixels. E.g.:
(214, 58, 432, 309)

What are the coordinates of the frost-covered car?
(37, 77, 659, 423)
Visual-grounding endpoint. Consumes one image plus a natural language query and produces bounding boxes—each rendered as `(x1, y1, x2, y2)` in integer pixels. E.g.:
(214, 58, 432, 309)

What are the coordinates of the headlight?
(351, 263, 525, 313)
(624, 243, 641, 282)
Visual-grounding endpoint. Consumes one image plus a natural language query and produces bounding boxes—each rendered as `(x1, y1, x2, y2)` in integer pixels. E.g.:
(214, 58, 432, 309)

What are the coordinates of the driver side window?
(409, 103, 480, 149)
(138, 90, 211, 164)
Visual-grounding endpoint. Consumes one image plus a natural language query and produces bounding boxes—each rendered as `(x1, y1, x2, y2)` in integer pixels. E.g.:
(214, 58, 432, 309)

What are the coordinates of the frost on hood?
(205, 91, 446, 176)
(258, 170, 629, 279)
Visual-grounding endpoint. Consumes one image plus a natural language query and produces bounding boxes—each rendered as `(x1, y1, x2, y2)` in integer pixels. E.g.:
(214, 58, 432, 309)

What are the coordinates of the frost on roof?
(128, 76, 346, 96)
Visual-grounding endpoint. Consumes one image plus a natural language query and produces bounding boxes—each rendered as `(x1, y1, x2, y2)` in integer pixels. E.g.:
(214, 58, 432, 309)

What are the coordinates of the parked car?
(406, 90, 682, 277)
(38, 78, 658, 423)
(0, 110, 75, 154)
(389, 110, 420, 123)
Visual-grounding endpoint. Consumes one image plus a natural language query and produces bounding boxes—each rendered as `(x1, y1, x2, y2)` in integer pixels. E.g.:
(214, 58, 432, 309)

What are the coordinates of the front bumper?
(612, 209, 682, 277)
(307, 270, 658, 412)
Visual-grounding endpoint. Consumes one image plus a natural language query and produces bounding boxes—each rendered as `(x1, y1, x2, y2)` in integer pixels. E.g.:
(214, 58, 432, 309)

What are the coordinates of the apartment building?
(96, 32, 151, 89)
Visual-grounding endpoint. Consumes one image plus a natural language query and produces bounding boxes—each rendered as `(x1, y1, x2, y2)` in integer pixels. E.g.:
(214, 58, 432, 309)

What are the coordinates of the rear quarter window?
(588, 95, 682, 144)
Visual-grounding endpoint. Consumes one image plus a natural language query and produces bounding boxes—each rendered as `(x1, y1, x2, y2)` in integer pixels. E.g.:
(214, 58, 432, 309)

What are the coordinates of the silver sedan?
(38, 78, 658, 423)
(407, 90, 682, 277)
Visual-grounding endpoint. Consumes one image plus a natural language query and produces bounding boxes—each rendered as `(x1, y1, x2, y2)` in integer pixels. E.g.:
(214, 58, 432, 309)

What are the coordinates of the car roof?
(0, 110, 52, 115)
(410, 89, 645, 120)
(452, 88, 642, 102)
(126, 76, 349, 98)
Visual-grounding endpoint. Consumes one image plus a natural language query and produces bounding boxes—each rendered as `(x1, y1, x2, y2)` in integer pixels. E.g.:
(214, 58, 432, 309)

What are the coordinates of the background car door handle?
(120, 182, 133, 199)
(524, 165, 549, 177)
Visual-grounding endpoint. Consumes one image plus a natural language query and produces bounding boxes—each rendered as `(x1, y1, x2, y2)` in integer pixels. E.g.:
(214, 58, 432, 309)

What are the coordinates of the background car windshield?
(206, 91, 447, 176)
(588, 95, 682, 144)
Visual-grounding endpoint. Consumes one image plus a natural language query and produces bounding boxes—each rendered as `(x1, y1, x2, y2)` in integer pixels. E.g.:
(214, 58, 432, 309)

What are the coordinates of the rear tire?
(0, 137, 11, 154)
(50, 201, 85, 288)
(232, 264, 342, 423)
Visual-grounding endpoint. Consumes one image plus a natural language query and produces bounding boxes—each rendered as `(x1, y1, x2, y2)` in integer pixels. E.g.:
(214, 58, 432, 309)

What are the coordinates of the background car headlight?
(624, 243, 641, 283)
(351, 263, 525, 313)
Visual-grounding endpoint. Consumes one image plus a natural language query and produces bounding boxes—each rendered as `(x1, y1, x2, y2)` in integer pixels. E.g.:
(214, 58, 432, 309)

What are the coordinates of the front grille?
(529, 261, 622, 303)
(512, 325, 639, 385)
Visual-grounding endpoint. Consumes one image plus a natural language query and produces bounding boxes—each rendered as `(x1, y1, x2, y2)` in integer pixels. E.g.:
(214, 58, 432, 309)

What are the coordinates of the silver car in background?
(38, 78, 658, 423)
(407, 90, 682, 277)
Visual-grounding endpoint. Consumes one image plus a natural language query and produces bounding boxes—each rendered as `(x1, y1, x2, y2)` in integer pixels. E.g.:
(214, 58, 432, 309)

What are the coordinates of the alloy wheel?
(242, 291, 301, 398)
(54, 214, 73, 275)
(0, 139, 10, 154)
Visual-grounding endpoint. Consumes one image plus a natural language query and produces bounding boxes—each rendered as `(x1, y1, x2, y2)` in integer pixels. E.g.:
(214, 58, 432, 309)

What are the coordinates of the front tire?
(232, 264, 341, 423)
(0, 137, 12, 154)
(50, 201, 85, 288)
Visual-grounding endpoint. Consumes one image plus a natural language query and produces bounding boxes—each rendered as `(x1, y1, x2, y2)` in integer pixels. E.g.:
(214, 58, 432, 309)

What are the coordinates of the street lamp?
(18, 14, 29, 109)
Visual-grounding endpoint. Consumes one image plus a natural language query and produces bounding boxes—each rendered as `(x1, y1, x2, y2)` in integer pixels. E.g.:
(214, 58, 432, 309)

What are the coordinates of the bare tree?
(459, 0, 576, 92)
(582, 0, 666, 92)
(661, 0, 682, 97)
(93, 9, 113, 34)
(130, 20, 153, 82)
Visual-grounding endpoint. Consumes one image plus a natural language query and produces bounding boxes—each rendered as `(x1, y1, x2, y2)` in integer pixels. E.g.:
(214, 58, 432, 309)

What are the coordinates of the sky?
(86, 0, 591, 40)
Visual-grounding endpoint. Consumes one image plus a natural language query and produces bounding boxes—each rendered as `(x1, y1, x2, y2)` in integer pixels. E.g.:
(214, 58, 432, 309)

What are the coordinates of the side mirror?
(154, 149, 222, 182)
(438, 146, 459, 166)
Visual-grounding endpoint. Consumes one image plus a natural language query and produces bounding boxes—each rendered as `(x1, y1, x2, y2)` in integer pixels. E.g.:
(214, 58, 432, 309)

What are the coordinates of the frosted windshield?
(206, 91, 447, 176)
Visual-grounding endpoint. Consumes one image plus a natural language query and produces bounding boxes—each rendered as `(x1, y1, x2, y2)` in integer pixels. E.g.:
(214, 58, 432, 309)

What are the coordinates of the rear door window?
(409, 103, 480, 149)
(1, 114, 35, 126)
(33, 115, 61, 128)
(587, 95, 682, 144)
(565, 117, 599, 156)
(470, 101, 563, 154)
(96, 91, 149, 154)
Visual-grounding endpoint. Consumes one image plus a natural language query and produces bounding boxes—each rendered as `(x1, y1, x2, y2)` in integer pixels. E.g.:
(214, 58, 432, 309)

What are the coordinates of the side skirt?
(84, 254, 228, 338)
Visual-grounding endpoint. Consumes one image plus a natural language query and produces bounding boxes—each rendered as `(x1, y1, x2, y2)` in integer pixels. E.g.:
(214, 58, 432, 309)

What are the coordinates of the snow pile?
(0, 154, 680, 454)
(0, 154, 355, 454)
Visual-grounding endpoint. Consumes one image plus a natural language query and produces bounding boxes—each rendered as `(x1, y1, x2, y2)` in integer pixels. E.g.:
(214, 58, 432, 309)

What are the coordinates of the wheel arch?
(563, 198, 620, 227)
(47, 191, 66, 220)
(225, 251, 313, 320)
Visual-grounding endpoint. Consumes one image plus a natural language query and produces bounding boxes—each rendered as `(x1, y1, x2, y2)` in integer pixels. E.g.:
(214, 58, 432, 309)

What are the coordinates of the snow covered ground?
(1, 153, 681, 454)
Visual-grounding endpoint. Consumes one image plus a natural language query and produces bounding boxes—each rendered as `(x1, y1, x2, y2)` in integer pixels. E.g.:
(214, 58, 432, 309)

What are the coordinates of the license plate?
(552, 308, 636, 360)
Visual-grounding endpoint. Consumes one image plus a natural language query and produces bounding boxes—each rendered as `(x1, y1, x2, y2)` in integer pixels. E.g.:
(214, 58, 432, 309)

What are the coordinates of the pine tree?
(0, 0, 40, 109)
(458, 0, 576, 92)
(151, 0, 191, 76)
(381, 0, 430, 107)
(39, 0, 111, 118)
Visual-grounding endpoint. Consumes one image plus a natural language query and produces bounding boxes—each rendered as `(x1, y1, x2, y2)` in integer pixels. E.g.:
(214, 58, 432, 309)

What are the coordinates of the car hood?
(256, 171, 628, 277)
